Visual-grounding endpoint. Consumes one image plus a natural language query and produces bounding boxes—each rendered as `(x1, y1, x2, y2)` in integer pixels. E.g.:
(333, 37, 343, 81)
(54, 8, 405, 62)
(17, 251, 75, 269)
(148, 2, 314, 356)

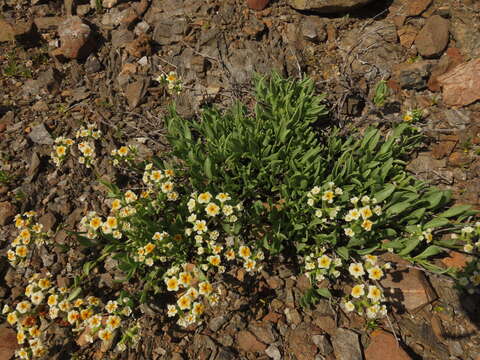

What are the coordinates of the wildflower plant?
(155, 71, 183, 95)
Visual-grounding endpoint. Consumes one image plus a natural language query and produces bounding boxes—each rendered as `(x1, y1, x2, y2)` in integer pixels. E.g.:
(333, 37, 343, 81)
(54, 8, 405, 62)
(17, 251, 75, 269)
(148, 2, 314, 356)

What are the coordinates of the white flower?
(344, 228, 354, 237)
(343, 301, 355, 312)
(348, 263, 365, 278)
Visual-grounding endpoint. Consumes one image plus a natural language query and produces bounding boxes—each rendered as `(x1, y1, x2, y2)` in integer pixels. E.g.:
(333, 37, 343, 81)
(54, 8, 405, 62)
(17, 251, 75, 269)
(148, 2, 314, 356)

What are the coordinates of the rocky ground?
(1, 0, 480, 359)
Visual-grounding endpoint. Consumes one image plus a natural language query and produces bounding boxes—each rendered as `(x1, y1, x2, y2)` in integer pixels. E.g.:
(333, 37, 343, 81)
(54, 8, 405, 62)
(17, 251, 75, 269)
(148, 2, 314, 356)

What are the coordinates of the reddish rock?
(431, 140, 457, 159)
(448, 152, 471, 167)
(441, 250, 470, 269)
(380, 254, 436, 313)
(0, 324, 18, 360)
(263, 311, 284, 323)
(428, 49, 464, 92)
(0, 18, 14, 42)
(397, 25, 417, 48)
(237, 330, 267, 353)
(34, 16, 62, 31)
(247, 0, 269, 10)
(58, 16, 94, 59)
(415, 15, 450, 58)
(406, 0, 432, 16)
(287, 323, 321, 360)
(365, 330, 411, 360)
(437, 58, 480, 107)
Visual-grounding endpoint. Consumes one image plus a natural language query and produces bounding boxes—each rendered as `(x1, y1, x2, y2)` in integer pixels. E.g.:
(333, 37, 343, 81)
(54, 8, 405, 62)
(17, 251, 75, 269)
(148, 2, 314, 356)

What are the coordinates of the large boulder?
(288, 0, 377, 13)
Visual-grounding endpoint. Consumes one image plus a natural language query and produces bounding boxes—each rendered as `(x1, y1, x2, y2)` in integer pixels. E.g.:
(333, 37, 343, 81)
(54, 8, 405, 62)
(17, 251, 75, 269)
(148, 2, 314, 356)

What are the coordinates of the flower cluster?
(302, 249, 343, 284)
(457, 223, 480, 253)
(307, 183, 383, 241)
(403, 108, 423, 123)
(1, 273, 134, 359)
(50, 123, 101, 168)
(7, 212, 52, 267)
(342, 256, 390, 320)
(155, 71, 183, 94)
(51, 136, 74, 167)
(110, 145, 138, 168)
(456, 258, 480, 295)
(142, 164, 179, 202)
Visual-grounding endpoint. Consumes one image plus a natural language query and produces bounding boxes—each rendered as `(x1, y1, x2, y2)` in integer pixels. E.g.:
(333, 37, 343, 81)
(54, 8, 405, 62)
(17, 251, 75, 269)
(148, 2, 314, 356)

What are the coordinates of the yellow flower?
(32, 223, 43, 233)
(192, 302, 204, 316)
(164, 169, 175, 177)
(348, 263, 365, 278)
(106, 315, 121, 329)
(363, 254, 377, 265)
(198, 192, 212, 204)
(165, 277, 180, 292)
(98, 329, 113, 342)
(238, 246, 251, 259)
(208, 255, 221, 266)
(347, 209, 360, 221)
(225, 249, 235, 260)
(150, 170, 163, 182)
(216, 193, 231, 202)
(360, 206, 373, 219)
(205, 203, 220, 217)
(361, 219, 373, 231)
(198, 281, 213, 295)
(88, 315, 102, 327)
(111, 199, 122, 211)
(17, 331, 26, 344)
(15, 246, 28, 258)
(19, 229, 31, 241)
(58, 300, 71, 312)
(322, 191, 335, 203)
(244, 259, 256, 272)
(161, 181, 174, 193)
(343, 301, 355, 312)
(7, 312, 18, 325)
(29, 326, 41, 338)
(193, 220, 207, 234)
(67, 310, 80, 324)
(74, 299, 84, 308)
(87, 296, 100, 306)
(105, 300, 118, 313)
(80, 309, 93, 320)
(177, 295, 191, 310)
(118, 146, 129, 157)
(367, 266, 384, 280)
(179, 272, 192, 287)
(89, 217, 102, 230)
(38, 278, 51, 289)
(351, 284, 365, 298)
(124, 190, 137, 203)
(318, 255, 332, 269)
(187, 287, 199, 299)
(7, 250, 16, 261)
(367, 285, 382, 302)
(106, 216, 118, 229)
(31, 291, 44, 305)
(15, 217, 25, 228)
(144, 242, 156, 254)
(403, 112, 413, 122)
(55, 145, 67, 157)
(47, 295, 58, 307)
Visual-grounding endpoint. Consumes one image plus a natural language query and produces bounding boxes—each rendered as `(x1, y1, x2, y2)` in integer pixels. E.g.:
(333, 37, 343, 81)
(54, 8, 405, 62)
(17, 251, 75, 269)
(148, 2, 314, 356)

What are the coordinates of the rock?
(427, 48, 464, 92)
(450, 10, 480, 59)
(0, 18, 15, 42)
(39, 212, 57, 232)
(0, 323, 18, 360)
(23, 68, 63, 96)
(397, 25, 417, 48)
(248, 322, 277, 344)
(406, 0, 432, 16)
(312, 334, 333, 356)
(437, 58, 480, 107)
(209, 316, 227, 332)
(380, 254, 437, 313)
(365, 330, 411, 360)
(237, 330, 267, 353)
(301, 17, 327, 43)
(102, 0, 118, 8)
(431, 140, 457, 159)
(441, 250, 469, 269)
(111, 29, 135, 49)
(58, 16, 94, 59)
(26, 152, 41, 181)
(331, 328, 362, 360)
(414, 15, 450, 58)
(288, 0, 377, 13)
(394, 60, 433, 89)
(312, 313, 336, 334)
(124, 78, 149, 109)
(153, 18, 187, 45)
(125, 34, 151, 58)
(284, 308, 302, 326)
(85, 55, 102, 73)
(448, 152, 471, 167)
(265, 345, 281, 360)
(28, 123, 53, 145)
(0, 202, 16, 226)
(287, 323, 321, 360)
(247, 0, 269, 11)
(34, 16, 62, 31)
(13, 20, 40, 46)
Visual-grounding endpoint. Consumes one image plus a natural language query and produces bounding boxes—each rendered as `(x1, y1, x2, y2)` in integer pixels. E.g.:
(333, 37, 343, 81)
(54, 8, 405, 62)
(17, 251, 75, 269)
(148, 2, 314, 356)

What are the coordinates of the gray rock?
(124, 78, 149, 109)
(209, 316, 227, 332)
(312, 335, 333, 355)
(265, 345, 281, 360)
(331, 328, 362, 360)
(0, 201, 16, 226)
(29, 123, 53, 145)
(395, 60, 434, 90)
(301, 17, 327, 43)
(288, 0, 378, 13)
(85, 55, 102, 73)
(23, 68, 62, 95)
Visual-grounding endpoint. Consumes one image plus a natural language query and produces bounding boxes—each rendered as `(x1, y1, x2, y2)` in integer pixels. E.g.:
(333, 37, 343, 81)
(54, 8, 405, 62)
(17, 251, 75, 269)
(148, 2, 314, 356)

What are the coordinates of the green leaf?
(83, 261, 95, 276)
(374, 184, 395, 202)
(423, 217, 449, 229)
(438, 205, 472, 218)
(204, 157, 213, 180)
(336, 246, 349, 260)
(316, 287, 332, 298)
(398, 237, 421, 256)
(414, 245, 443, 260)
(386, 200, 412, 215)
(67, 287, 82, 302)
